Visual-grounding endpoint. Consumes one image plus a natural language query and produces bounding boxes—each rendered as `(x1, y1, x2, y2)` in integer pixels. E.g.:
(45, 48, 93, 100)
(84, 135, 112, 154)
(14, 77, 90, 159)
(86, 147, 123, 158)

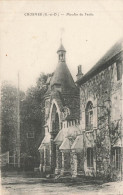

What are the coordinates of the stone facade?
(77, 39, 123, 180)
(39, 39, 123, 181)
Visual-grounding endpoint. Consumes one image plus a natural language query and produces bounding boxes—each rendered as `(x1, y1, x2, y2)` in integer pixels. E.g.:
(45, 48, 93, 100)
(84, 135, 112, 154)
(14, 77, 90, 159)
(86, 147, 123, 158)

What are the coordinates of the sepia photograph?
(0, 0, 123, 194)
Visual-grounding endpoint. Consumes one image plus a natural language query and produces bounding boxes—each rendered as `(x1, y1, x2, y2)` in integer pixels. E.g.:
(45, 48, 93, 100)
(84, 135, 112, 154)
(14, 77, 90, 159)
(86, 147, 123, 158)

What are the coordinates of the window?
(77, 153, 83, 171)
(59, 53, 64, 61)
(85, 101, 93, 131)
(116, 61, 122, 81)
(112, 147, 121, 170)
(27, 131, 34, 138)
(87, 148, 93, 168)
(51, 104, 59, 132)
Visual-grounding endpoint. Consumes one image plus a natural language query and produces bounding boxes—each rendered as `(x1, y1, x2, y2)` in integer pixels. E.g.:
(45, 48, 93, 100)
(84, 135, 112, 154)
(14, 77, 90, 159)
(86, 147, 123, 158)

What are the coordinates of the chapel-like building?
(39, 43, 80, 175)
(39, 39, 123, 180)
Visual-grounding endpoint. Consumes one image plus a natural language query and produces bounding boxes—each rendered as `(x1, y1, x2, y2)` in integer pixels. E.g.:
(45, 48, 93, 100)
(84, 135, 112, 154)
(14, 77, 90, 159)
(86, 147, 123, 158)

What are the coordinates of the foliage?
(1, 81, 25, 153)
(95, 104, 122, 179)
(20, 73, 52, 166)
(109, 119, 122, 146)
(1, 73, 52, 167)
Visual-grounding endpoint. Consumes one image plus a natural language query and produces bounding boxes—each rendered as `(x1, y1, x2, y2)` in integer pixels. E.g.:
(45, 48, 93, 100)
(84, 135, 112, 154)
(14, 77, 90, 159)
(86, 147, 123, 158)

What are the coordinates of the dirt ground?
(1, 175, 123, 195)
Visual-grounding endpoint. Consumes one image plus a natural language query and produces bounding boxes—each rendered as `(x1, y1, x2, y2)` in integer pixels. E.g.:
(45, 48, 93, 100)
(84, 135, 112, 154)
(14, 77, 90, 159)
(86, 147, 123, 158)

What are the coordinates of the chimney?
(76, 65, 83, 80)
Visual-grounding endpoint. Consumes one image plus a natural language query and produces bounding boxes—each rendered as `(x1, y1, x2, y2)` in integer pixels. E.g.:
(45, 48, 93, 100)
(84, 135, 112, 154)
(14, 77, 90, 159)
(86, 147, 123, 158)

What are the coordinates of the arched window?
(51, 104, 60, 133)
(54, 112, 59, 131)
(85, 101, 93, 131)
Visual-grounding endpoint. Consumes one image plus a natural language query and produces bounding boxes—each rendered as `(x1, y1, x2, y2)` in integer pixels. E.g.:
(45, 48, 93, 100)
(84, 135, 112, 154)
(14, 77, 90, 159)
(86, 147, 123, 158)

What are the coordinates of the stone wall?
(79, 52, 123, 180)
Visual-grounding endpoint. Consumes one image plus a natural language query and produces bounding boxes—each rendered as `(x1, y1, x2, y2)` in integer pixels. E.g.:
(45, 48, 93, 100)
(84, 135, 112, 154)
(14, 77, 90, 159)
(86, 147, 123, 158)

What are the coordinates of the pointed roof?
(50, 62, 76, 90)
(57, 44, 66, 52)
(71, 135, 83, 150)
(51, 43, 76, 89)
(54, 128, 69, 144)
(67, 126, 81, 138)
(54, 130, 64, 144)
(38, 133, 51, 150)
(59, 138, 71, 150)
(45, 43, 79, 97)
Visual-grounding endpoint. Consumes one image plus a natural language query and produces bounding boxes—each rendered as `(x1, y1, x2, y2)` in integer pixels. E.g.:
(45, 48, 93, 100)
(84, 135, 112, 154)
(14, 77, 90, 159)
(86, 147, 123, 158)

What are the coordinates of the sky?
(0, 0, 123, 91)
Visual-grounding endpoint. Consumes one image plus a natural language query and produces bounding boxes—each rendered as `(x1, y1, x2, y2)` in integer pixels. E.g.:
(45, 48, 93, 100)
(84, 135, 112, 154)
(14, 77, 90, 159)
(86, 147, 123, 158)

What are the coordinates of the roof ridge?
(77, 38, 123, 84)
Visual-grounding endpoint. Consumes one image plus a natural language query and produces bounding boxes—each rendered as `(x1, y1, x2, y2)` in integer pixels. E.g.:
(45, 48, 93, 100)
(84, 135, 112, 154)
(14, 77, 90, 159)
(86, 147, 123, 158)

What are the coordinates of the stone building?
(39, 44, 80, 174)
(39, 39, 123, 180)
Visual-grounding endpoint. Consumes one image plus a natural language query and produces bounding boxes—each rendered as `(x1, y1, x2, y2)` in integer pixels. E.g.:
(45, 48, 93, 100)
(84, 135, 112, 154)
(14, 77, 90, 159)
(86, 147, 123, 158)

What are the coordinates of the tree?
(20, 73, 51, 167)
(1, 73, 52, 168)
(1, 81, 25, 154)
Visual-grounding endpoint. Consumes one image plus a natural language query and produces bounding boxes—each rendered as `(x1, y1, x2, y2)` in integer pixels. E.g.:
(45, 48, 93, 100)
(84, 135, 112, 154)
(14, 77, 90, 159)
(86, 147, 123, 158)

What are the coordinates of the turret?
(50, 43, 77, 92)
(57, 44, 66, 62)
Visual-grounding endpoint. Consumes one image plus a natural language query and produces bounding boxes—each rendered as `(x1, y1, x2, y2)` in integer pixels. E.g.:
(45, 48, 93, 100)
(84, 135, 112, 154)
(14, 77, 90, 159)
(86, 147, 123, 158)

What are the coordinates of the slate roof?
(71, 135, 83, 150)
(54, 128, 68, 144)
(45, 44, 79, 96)
(57, 44, 66, 52)
(59, 138, 71, 150)
(50, 61, 77, 91)
(67, 126, 81, 138)
(50, 43, 77, 91)
(38, 133, 51, 150)
(58, 126, 82, 150)
(54, 125, 81, 144)
(77, 38, 123, 85)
